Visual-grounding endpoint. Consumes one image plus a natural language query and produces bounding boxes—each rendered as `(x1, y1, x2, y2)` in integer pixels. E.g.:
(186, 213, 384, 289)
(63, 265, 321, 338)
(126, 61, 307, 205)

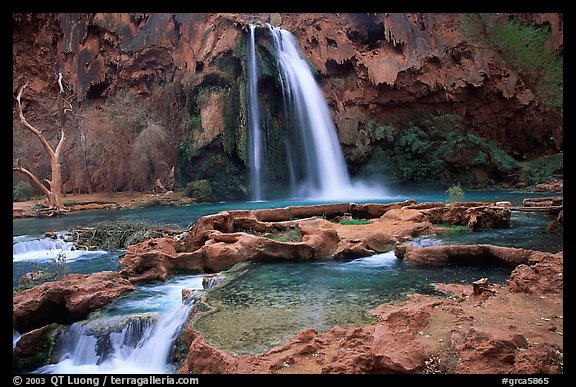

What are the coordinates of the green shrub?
(436, 223, 471, 232)
(338, 218, 371, 225)
(521, 153, 563, 185)
(13, 181, 37, 201)
(264, 226, 302, 242)
(446, 183, 465, 203)
(183, 179, 215, 203)
(14, 251, 70, 292)
(461, 14, 563, 109)
(68, 220, 172, 251)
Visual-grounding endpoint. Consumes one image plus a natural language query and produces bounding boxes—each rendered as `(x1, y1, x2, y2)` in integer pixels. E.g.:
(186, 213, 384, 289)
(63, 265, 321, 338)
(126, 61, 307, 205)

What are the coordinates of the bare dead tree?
(13, 73, 72, 216)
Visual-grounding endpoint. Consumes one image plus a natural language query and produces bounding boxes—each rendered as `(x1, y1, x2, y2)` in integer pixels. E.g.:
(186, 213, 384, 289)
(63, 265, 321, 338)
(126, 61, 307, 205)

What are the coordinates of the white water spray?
(267, 25, 388, 200)
(33, 277, 204, 374)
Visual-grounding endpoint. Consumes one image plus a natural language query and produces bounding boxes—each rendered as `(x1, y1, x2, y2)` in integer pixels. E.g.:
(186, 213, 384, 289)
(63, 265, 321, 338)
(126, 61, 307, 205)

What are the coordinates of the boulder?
(507, 251, 563, 295)
(451, 327, 528, 373)
(178, 328, 235, 374)
(13, 271, 134, 333)
(523, 196, 563, 207)
(199, 231, 317, 272)
(120, 237, 178, 283)
(177, 211, 234, 252)
(13, 323, 62, 371)
(419, 202, 511, 229)
(349, 200, 417, 219)
(394, 244, 535, 266)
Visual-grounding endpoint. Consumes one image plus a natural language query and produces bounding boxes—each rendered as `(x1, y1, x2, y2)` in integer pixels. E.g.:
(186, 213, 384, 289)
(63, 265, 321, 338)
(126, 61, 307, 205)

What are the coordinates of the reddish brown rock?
(535, 180, 563, 193)
(178, 212, 235, 252)
(419, 203, 511, 229)
(13, 271, 134, 333)
(120, 237, 178, 282)
(13, 323, 62, 370)
(523, 196, 563, 207)
(349, 200, 416, 219)
(178, 328, 235, 374)
(253, 207, 292, 222)
(121, 237, 206, 283)
(394, 244, 535, 266)
(451, 327, 526, 373)
(199, 231, 317, 272)
(512, 343, 563, 373)
(289, 203, 351, 220)
(507, 251, 563, 295)
(297, 218, 341, 257)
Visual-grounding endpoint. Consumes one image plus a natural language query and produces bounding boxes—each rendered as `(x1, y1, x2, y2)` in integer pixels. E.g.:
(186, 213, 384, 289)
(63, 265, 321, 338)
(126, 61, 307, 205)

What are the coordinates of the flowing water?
(246, 24, 264, 201)
(33, 275, 204, 374)
(194, 252, 513, 354)
(245, 24, 387, 201)
(12, 190, 562, 372)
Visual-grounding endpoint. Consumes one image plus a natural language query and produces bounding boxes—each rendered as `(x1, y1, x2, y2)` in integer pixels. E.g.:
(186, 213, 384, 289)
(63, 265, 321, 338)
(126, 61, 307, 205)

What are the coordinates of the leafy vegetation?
(519, 153, 563, 186)
(446, 183, 465, 203)
(183, 180, 215, 203)
(338, 218, 371, 225)
(435, 223, 471, 232)
(14, 252, 70, 292)
(460, 14, 563, 110)
(260, 226, 302, 243)
(353, 113, 521, 186)
(13, 181, 38, 201)
(67, 220, 178, 251)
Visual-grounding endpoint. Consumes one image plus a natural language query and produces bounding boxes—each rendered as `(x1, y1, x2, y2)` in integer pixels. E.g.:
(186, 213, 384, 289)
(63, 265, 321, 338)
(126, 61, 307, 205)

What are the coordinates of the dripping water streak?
(247, 24, 264, 201)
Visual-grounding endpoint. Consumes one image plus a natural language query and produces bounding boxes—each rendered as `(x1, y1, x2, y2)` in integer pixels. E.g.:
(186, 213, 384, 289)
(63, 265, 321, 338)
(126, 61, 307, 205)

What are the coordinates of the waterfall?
(247, 24, 264, 202)
(268, 25, 352, 200)
(244, 24, 387, 200)
(13, 234, 75, 262)
(33, 277, 204, 374)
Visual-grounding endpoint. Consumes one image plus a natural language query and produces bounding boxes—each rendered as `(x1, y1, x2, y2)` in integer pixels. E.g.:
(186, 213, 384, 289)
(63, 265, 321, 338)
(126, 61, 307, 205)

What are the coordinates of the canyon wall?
(12, 13, 563, 199)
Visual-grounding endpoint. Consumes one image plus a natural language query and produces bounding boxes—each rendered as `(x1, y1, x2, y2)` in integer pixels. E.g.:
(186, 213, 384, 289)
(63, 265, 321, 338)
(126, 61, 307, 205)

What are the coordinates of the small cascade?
(13, 330, 21, 349)
(13, 233, 75, 262)
(247, 24, 264, 202)
(35, 278, 204, 374)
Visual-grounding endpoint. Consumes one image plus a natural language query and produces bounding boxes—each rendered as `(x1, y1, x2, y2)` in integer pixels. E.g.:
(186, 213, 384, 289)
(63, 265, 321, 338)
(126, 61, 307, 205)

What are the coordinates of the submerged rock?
(178, 248, 563, 374)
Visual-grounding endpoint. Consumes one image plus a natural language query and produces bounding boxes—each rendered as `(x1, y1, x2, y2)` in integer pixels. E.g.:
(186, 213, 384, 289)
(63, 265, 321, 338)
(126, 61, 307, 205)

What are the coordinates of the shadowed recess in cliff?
(246, 24, 388, 201)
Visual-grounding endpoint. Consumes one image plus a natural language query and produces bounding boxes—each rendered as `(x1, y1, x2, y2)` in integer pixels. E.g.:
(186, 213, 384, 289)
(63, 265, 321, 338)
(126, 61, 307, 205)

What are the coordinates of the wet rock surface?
(120, 201, 510, 281)
(13, 271, 135, 333)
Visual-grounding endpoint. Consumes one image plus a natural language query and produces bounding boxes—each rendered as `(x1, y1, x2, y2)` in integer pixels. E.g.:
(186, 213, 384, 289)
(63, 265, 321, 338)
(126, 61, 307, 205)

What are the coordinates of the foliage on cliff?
(460, 13, 563, 110)
(351, 113, 521, 186)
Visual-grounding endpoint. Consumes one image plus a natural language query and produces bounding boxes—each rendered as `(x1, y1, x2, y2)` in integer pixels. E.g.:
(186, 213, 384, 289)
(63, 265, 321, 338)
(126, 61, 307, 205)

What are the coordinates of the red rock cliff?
(12, 13, 563, 195)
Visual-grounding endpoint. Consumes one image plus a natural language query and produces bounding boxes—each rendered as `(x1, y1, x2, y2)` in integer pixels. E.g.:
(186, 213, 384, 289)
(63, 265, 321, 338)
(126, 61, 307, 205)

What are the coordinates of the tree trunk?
(13, 76, 70, 216)
(49, 156, 66, 212)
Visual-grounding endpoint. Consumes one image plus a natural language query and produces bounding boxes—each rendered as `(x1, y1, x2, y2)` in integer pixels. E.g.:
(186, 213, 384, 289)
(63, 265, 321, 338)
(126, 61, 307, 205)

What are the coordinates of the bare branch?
(15, 83, 56, 157)
(63, 99, 76, 115)
(55, 127, 66, 157)
(13, 163, 51, 198)
(57, 72, 64, 93)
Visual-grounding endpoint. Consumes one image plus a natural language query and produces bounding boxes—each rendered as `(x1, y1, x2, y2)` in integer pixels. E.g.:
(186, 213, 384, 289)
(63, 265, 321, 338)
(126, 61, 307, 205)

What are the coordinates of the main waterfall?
(247, 24, 387, 201)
